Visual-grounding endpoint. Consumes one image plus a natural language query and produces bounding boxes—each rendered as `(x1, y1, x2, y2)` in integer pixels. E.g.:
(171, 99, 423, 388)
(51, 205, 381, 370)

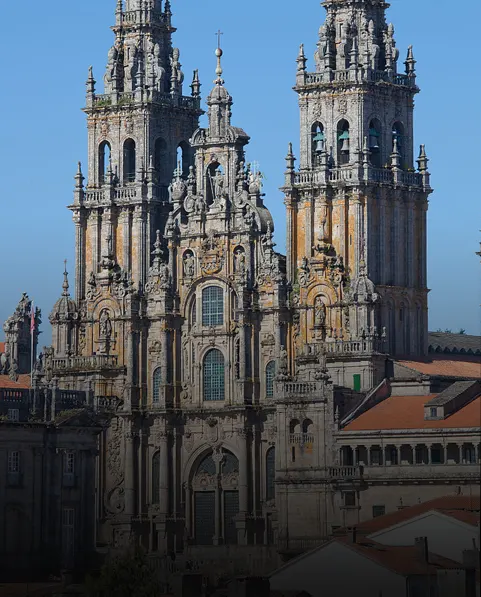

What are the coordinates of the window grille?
(153, 368, 162, 404)
(7, 451, 20, 473)
(202, 286, 224, 327)
(266, 448, 276, 501)
(7, 409, 19, 422)
(266, 361, 276, 398)
(203, 349, 225, 401)
(64, 452, 75, 475)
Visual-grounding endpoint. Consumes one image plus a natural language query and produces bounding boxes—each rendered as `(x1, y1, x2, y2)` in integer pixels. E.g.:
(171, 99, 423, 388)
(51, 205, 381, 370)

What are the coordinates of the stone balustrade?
(281, 381, 323, 399)
(328, 466, 364, 480)
(92, 91, 200, 111)
(293, 165, 424, 190)
(52, 355, 120, 372)
(289, 432, 315, 445)
(303, 69, 415, 88)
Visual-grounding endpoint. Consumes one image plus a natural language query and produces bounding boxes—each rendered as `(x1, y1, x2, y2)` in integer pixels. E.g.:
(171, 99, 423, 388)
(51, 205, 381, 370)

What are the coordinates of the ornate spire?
(62, 260, 70, 297)
(206, 36, 234, 139)
(191, 69, 201, 98)
(405, 45, 416, 76)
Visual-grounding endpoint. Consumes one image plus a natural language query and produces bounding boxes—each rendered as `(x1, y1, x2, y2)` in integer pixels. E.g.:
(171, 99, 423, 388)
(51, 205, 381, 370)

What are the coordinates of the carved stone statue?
(183, 252, 195, 277)
(100, 310, 112, 340)
(315, 297, 327, 327)
(234, 249, 247, 276)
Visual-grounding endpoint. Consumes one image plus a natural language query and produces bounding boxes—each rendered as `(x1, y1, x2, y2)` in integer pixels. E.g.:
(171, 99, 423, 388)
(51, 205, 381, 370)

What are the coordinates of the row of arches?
(311, 120, 405, 168)
(98, 139, 190, 185)
(150, 447, 276, 545)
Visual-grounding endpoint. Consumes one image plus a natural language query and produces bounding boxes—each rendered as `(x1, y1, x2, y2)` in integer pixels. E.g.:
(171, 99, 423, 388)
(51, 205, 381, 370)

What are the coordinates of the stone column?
(132, 206, 144, 289)
(239, 430, 249, 514)
(124, 422, 136, 516)
(213, 450, 224, 545)
(158, 432, 169, 515)
(73, 213, 86, 303)
(379, 194, 386, 285)
(184, 482, 192, 542)
(89, 210, 100, 278)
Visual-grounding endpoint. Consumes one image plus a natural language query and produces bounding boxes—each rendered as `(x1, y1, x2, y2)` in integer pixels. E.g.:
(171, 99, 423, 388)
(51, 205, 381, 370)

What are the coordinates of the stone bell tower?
(70, 0, 202, 300)
(283, 0, 432, 388)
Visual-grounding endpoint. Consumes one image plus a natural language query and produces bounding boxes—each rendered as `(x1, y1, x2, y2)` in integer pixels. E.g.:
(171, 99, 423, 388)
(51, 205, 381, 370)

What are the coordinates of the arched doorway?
(190, 449, 239, 546)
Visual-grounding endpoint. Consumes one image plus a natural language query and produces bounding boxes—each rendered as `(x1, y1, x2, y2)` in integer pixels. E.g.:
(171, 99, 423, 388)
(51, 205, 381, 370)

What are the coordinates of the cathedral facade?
(37, 0, 439, 568)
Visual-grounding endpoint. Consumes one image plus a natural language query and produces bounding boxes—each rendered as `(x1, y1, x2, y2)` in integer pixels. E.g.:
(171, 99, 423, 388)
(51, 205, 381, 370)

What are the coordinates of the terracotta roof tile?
(336, 496, 480, 536)
(343, 394, 481, 431)
(0, 374, 31, 390)
(0, 342, 5, 353)
(337, 536, 463, 575)
(399, 358, 481, 378)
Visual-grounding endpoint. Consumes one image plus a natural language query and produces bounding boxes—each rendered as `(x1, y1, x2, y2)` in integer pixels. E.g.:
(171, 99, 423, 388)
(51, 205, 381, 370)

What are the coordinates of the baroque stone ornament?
(145, 231, 171, 294)
(200, 231, 224, 275)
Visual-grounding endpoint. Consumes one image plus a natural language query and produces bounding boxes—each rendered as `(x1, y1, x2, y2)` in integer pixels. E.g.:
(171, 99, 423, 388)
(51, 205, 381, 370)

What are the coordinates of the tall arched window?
(266, 448, 276, 502)
(177, 141, 190, 178)
(153, 368, 162, 404)
(266, 361, 276, 398)
(154, 137, 168, 185)
(369, 120, 382, 167)
(337, 120, 350, 165)
(203, 349, 225, 401)
(311, 122, 325, 166)
(123, 138, 136, 183)
(99, 141, 111, 184)
(152, 452, 160, 504)
(392, 122, 404, 161)
(202, 286, 224, 327)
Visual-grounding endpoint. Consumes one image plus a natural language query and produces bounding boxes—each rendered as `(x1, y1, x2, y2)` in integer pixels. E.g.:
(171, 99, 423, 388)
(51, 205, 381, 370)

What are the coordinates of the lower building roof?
(342, 393, 481, 431)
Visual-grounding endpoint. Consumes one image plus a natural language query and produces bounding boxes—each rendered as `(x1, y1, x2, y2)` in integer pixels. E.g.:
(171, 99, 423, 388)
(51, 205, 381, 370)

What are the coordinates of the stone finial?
(285, 143, 296, 172)
(417, 144, 429, 172)
(214, 46, 224, 85)
(390, 137, 402, 169)
(75, 162, 85, 189)
(86, 66, 96, 95)
(297, 44, 307, 72)
(191, 69, 201, 98)
(405, 45, 416, 76)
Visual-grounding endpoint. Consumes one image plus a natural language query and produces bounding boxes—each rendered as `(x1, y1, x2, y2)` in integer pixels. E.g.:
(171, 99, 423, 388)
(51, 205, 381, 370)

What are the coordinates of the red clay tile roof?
(343, 394, 481, 431)
(337, 496, 480, 536)
(337, 536, 464, 576)
(0, 374, 31, 390)
(0, 342, 5, 353)
(399, 358, 481, 378)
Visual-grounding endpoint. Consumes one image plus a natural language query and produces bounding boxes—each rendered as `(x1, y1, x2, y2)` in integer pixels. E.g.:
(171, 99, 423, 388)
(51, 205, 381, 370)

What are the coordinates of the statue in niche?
(212, 168, 226, 205)
(183, 252, 195, 277)
(100, 310, 113, 340)
(314, 297, 327, 327)
(234, 248, 246, 277)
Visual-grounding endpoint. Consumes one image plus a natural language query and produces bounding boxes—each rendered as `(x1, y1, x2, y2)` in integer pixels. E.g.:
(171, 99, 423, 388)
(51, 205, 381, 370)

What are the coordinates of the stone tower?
(71, 0, 202, 302)
(283, 0, 432, 389)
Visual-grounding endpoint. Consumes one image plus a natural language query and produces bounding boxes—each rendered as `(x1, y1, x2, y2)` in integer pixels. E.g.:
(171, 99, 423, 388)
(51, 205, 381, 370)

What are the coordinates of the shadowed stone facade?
(26, 0, 479, 579)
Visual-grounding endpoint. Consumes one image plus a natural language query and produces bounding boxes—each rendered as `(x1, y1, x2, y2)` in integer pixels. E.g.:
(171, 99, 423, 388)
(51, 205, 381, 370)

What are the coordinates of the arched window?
(311, 122, 325, 166)
(99, 141, 111, 184)
(302, 419, 313, 434)
(153, 368, 162, 404)
(289, 419, 301, 434)
(266, 361, 276, 398)
(190, 296, 197, 326)
(202, 286, 224, 327)
(123, 138, 136, 183)
(337, 120, 350, 165)
(266, 448, 276, 502)
(154, 137, 168, 185)
(392, 122, 404, 161)
(203, 349, 225, 401)
(369, 120, 382, 167)
(152, 452, 160, 504)
(177, 141, 190, 178)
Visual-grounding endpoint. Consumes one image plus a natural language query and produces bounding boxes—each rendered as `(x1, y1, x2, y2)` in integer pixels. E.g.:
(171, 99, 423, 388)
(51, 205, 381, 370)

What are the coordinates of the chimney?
(414, 536, 429, 563)
(181, 574, 204, 597)
(228, 577, 270, 597)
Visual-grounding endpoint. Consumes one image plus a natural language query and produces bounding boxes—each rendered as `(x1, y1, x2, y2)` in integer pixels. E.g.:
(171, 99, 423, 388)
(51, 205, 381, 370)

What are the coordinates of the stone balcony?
(302, 68, 416, 88)
(278, 381, 326, 402)
(291, 165, 425, 190)
(51, 355, 123, 374)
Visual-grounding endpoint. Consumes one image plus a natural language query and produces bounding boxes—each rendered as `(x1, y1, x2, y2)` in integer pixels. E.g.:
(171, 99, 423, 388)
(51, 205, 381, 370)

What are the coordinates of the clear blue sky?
(0, 0, 480, 344)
